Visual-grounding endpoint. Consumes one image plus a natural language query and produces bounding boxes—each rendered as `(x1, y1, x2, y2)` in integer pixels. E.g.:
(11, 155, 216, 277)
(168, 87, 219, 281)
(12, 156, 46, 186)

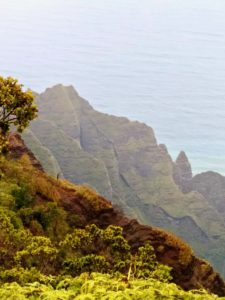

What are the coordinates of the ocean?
(1, 0, 225, 174)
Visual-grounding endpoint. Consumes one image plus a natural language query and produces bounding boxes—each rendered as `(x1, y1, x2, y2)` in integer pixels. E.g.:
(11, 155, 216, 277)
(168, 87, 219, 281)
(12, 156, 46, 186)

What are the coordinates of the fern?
(0, 273, 223, 299)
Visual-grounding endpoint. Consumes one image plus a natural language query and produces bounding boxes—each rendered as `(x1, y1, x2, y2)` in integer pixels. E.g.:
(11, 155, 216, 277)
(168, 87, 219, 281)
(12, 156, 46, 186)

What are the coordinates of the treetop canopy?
(0, 76, 38, 153)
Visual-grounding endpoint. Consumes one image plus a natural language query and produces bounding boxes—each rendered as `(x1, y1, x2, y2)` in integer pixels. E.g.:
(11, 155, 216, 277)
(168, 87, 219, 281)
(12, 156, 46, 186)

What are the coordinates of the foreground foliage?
(0, 151, 223, 299)
(0, 273, 223, 300)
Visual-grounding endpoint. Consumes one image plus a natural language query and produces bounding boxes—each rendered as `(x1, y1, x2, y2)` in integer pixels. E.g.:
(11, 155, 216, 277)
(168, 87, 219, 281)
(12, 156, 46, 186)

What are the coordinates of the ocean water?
(1, 0, 225, 174)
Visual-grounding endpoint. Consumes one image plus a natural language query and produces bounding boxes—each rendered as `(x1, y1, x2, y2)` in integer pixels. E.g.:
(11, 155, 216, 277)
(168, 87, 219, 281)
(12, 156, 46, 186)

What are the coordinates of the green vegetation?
(0, 155, 172, 291)
(0, 76, 37, 153)
(0, 141, 223, 299)
(0, 273, 223, 300)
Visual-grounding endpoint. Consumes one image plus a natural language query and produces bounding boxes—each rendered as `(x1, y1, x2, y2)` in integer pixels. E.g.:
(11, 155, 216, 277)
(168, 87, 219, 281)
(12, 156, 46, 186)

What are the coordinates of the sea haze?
(1, 0, 225, 174)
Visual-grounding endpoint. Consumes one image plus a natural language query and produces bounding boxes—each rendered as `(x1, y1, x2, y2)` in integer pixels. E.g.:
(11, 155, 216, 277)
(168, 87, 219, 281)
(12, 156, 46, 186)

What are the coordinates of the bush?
(12, 184, 34, 210)
(60, 224, 131, 275)
(14, 236, 58, 274)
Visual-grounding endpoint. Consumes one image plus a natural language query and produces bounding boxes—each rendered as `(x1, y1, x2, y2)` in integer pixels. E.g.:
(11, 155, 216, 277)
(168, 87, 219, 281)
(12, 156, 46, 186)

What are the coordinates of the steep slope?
(22, 129, 62, 177)
(191, 171, 225, 215)
(6, 133, 225, 296)
(22, 84, 225, 276)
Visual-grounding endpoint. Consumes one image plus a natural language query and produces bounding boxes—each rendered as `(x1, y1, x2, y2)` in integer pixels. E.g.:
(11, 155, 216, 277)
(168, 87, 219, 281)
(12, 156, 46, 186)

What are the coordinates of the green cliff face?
(22, 129, 62, 178)
(23, 84, 225, 276)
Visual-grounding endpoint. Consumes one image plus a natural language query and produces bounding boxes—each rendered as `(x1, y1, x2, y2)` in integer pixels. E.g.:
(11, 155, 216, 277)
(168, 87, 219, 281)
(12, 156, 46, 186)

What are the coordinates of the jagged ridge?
(22, 84, 225, 276)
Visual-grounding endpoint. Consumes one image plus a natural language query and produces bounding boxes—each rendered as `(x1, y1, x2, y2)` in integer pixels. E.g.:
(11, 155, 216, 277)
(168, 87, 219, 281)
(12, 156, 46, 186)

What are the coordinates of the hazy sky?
(1, 0, 225, 173)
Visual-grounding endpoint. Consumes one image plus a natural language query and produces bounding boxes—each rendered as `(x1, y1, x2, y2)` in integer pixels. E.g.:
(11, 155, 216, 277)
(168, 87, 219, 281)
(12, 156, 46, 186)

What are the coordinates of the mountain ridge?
(22, 84, 225, 276)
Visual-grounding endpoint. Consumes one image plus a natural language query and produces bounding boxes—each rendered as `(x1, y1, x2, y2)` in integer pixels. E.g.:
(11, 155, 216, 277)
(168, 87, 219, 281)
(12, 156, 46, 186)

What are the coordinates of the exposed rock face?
(8, 133, 225, 296)
(22, 84, 225, 277)
(173, 151, 192, 193)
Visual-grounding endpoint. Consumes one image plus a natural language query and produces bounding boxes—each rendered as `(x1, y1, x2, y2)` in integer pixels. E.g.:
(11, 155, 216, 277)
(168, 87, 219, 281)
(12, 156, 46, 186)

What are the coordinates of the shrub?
(12, 183, 34, 210)
(63, 255, 110, 276)
(14, 236, 58, 274)
(60, 224, 131, 275)
(0, 267, 53, 285)
(129, 243, 172, 282)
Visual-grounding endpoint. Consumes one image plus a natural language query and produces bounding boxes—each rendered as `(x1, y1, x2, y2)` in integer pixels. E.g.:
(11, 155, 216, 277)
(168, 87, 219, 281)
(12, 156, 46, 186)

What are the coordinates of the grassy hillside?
(0, 133, 223, 299)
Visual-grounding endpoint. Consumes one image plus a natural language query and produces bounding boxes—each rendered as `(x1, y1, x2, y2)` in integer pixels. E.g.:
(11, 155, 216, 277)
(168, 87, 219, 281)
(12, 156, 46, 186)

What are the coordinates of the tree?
(0, 76, 38, 153)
